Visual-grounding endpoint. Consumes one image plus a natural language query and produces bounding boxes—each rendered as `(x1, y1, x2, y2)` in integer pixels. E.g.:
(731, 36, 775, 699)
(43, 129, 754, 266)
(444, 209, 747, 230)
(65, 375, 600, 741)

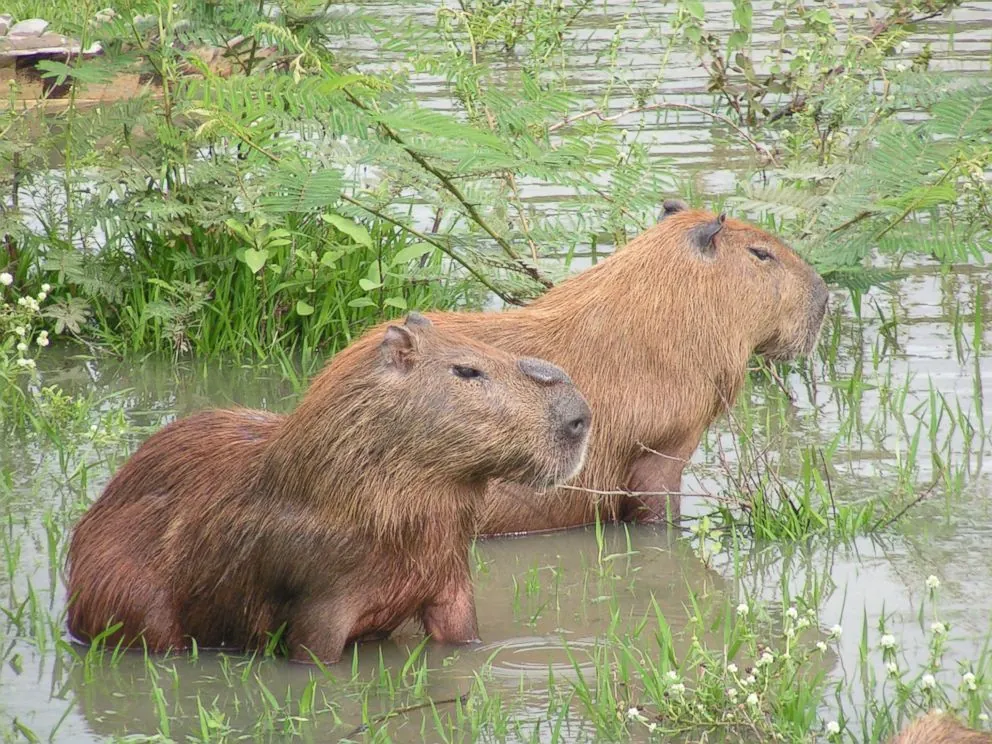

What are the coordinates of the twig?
(547, 101, 779, 166)
(871, 476, 941, 532)
(557, 484, 710, 499)
(345, 693, 469, 738)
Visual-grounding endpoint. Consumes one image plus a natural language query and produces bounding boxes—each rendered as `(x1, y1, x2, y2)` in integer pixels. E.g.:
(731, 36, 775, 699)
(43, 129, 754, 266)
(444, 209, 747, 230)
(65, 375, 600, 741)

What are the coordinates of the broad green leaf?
(296, 300, 314, 316)
(809, 8, 831, 24)
(348, 297, 376, 308)
(383, 296, 407, 309)
(320, 250, 343, 267)
(391, 242, 435, 266)
(684, 0, 705, 21)
(320, 214, 373, 248)
(358, 278, 382, 291)
(242, 248, 268, 274)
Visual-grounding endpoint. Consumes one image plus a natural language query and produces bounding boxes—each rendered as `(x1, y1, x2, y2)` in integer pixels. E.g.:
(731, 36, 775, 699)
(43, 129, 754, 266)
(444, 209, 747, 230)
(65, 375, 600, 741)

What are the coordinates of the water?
(3, 1, 992, 741)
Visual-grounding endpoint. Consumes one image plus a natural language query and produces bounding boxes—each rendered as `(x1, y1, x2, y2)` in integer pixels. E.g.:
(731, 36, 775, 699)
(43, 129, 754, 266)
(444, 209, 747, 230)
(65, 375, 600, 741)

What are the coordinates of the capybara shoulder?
(66, 313, 590, 663)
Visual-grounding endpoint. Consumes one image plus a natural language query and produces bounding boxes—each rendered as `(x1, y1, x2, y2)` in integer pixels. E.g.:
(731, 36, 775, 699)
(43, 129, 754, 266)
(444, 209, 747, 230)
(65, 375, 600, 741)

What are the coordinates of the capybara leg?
(287, 599, 355, 664)
(419, 576, 480, 644)
(621, 450, 685, 523)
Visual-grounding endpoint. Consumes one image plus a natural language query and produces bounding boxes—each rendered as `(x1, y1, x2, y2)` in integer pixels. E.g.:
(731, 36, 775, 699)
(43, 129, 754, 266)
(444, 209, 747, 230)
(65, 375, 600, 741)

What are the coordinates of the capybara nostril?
(564, 414, 589, 442)
(556, 396, 591, 445)
(518, 357, 572, 386)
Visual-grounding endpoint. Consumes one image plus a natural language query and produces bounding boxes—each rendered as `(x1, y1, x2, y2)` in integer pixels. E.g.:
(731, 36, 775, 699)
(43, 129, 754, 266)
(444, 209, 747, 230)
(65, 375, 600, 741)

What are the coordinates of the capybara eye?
(452, 365, 486, 381)
(748, 247, 774, 262)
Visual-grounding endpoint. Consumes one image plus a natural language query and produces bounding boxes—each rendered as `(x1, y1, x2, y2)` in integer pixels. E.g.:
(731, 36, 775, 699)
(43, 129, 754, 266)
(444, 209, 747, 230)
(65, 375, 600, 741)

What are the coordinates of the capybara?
(889, 712, 992, 744)
(349, 201, 829, 535)
(66, 313, 591, 663)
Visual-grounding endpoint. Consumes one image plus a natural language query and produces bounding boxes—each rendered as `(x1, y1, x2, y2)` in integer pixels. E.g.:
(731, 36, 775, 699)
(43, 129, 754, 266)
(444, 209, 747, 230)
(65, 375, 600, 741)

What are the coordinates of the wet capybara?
(351, 201, 829, 535)
(66, 313, 591, 663)
(889, 712, 992, 744)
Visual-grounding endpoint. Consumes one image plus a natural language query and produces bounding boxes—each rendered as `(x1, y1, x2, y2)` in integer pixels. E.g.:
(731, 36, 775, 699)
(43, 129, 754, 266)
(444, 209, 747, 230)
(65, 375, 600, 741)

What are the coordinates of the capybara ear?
(404, 312, 432, 330)
(662, 199, 689, 217)
(689, 213, 726, 257)
(380, 325, 417, 371)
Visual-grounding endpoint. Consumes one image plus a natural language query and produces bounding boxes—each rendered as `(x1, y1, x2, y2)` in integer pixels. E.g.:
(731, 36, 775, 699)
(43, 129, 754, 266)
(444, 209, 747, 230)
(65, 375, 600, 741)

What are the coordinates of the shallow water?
(3, 1, 992, 742)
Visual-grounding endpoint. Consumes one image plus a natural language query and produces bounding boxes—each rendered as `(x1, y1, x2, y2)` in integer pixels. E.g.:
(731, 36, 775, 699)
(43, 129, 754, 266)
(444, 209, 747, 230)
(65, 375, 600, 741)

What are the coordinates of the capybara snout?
(516, 356, 591, 454)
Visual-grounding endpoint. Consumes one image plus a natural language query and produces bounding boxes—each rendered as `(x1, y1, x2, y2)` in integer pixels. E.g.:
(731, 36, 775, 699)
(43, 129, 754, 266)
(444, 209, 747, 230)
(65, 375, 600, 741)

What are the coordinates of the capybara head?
(661, 199, 829, 361)
(369, 312, 591, 487)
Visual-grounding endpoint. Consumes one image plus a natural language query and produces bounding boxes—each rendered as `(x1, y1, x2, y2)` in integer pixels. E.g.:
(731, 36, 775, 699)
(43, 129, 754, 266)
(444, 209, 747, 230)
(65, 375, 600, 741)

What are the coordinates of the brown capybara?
(889, 712, 992, 744)
(347, 201, 829, 535)
(66, 313, 590, 663)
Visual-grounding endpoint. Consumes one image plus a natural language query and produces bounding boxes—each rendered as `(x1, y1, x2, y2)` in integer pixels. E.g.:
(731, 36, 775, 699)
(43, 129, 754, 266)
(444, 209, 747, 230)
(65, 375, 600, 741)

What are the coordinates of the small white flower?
(16, 342, 27, 352)
(921, 673, 936, 689)
(880, 634, 897, 649)
(37, 291, 47, 302)
(89, 424, 98, 433)
(41, 283, 51, 293)
(670, 683, 685, 695)
(931, 621, 946, 635)
(17, 296, 27, 306)
(829, 624, 843, 639)
(626, 707, 643, 721)
(736, 603, 749, 617)
(746, 692, 758, 706)
(666, 671, 679, 681)
(887, 662, 899, 676)
(826, 721, 841, 735)
(963, 672, 977, 691)
(797, 617, 811, 630)
(726, 687, 738, 701)
(744, 675, 756, 686)
(727, 663, 738, 674)
(0, 272, 12, 286)
(14, 325, 25, 336)
(37, 335, 49, 347)
(785, 626, 796, 638)
(926, 575, 941, 590)
(786, 607, 798, 620)
(15, 358, 35, 368)
(895, 63, 907, 72)
(757, 651, 774, 667)
(898, 41, 910, 52)
(816, 641, 827, 652)
(647, 722, 657, 733)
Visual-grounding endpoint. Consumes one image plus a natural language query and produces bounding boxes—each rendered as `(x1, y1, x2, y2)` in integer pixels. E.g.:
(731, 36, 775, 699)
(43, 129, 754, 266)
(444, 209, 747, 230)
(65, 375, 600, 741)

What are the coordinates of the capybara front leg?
(419, 575, 480, 644)
(287, 598, 356, 665)
(621, 450, 685, 523)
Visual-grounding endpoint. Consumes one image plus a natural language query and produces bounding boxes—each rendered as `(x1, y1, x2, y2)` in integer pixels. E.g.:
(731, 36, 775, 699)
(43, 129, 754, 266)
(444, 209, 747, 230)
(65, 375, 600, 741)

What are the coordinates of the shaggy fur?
(66, 315, 590, 663)
(889, 713, 992, 744)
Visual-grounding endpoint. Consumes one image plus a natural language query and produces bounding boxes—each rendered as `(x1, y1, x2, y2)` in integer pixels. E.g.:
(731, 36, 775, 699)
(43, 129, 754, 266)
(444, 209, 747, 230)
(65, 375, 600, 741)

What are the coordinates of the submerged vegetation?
(1, 0, 991, 741)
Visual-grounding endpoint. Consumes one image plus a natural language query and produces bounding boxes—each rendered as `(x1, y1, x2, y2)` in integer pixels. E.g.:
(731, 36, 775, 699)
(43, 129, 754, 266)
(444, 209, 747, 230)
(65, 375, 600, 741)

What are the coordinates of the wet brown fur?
(341, 204, 829, 535)
(889, 712, 992, 744)
(66, 316, 590, 663)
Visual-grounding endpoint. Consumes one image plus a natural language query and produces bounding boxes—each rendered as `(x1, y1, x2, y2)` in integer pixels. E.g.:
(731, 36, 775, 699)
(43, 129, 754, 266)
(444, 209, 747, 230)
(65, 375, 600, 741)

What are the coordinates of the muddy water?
(3, 1, 992, 742)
